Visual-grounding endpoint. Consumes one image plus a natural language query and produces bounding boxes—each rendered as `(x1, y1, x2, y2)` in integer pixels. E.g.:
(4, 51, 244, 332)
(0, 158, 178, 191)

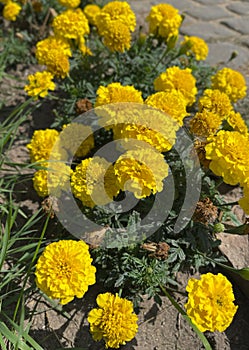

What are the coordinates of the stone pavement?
(128, 0, 249, 81)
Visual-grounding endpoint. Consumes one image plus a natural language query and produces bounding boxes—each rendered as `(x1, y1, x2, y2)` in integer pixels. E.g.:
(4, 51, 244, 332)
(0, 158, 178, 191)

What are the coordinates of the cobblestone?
(226, 2, 249, 15)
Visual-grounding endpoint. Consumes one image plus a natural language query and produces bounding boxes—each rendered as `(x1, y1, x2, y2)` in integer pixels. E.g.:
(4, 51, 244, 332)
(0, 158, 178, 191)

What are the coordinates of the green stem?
(159, 284, 212, 350)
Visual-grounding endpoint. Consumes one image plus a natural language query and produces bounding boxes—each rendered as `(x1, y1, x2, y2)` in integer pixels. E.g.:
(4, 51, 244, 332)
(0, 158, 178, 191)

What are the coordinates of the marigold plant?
(185, 273, 238, 332)
(35, 240, 96, 305)
(88, 292, 138, 348)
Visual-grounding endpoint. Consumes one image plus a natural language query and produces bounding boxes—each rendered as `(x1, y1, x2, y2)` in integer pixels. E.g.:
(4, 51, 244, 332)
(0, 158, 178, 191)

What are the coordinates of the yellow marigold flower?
(226, 110, 248, 134)
(57, 0, 80, 8)
(205, 130, 249, 186)
(189, 110, 222, 138)
(114, 147, 169, 199)
(154, 66, 197, 106)
(52, 8, 90, 41)
(35, 240, 96, 305)
(3, 1, 21, 21)
(95, 1, 136, 36)
(35, 36, 71, 78)
(27, 129, 66, 163)
(33, 162, 72, 197)
(24, 71, 56, 100)
(146, 3, 182, 42)
(181, 35, 209, 61)
(145, 90, 189, 126)
(60, 123, 94, 158)
(185, 273, 238, 332)
(84, 4, 101, 26)
(211, 67, 247, 102)
(110, 106, 178, 152)
(95, 82, 143, 107)
(71, 157, 120, 208)
(102, 20, 132, 53)
(198, 89, 233, 118)
(239, 185, 249, 215)
(88, 292, 138, 348)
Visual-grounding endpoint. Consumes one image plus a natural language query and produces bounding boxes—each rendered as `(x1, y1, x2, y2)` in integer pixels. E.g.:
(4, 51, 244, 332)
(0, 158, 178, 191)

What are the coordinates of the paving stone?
(226, 2, 249, 15)
(195, 0, 229, 4)
(207, 42, 249, 69)
(221, 17, 249, 35)
(180, 22, 239, 41)
(185, 5, 232, 21)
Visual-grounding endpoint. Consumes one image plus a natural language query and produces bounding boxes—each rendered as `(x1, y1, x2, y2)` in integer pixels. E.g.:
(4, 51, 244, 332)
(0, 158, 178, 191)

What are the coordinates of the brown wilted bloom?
(194, 139, 211, 168)
(32, 1, 43, 12)
(141, 241, 170, 260)
(192, 197, 218, 225)
(41, 196, 59, 219)
(75, 98, 93, 115)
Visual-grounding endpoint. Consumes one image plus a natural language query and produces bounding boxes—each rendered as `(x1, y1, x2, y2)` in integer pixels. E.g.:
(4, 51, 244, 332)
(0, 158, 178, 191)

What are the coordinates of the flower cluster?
(185, 273, 238, 332)
(35, 240, 96, 305)
(88, 292, 138, 348)
(146, 3, 182, 43)
(95, 1, 136, 52)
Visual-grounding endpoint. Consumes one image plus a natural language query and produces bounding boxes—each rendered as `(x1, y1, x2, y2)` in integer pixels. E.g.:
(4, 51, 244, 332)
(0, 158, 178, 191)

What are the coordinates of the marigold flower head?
(60, 123, 94, 158)
(35, 240, 96, 305)
(189, 110, 222, 138)
(205, 130, 249, 186)
(57, 0, 80, 8)
(181, 35, 208, 61)
(33, 162, 72, 197)
(102, 20, 132, 53)
(35, 36, 71, 78)
(108, 106, 178, 152)
(198, 89, 233, 118)
(185, 273, 238, 332)
(95, 1, 136, 36)
(211, 67, 247, 102)
(88, 292, 138, 348)
(84, 4, 101, 26)
(52, 8, 90, 41)
(95, 82, 143, 107)
(226, 110, 248, 134)
(114, 147, 169, 198)
(145, 90, 189, 126)
(24, 71, 56, 100)
(154, 66, 197, 106)
(27, 129, 66, 163)
(3, 1, 21, 21)
(146, 3, 182, 42)
(71, 157, 120, 208)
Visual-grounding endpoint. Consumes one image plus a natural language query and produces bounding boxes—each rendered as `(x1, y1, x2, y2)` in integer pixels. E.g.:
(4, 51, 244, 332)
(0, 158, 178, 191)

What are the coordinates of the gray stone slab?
(195, 0, 229, 4)
(185, 5, 232, 21)
(206, 42, 249, 69)
(180, 22, 239, 41)
(226, 2, 249, 15)
(221, 17, 249, 35)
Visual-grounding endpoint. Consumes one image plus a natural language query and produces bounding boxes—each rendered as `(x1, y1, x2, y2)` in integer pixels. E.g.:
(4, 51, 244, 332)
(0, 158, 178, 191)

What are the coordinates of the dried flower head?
(88, 292, 138, 348)
(192, 197, 218, 225)
(75, 98, 93, 115)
